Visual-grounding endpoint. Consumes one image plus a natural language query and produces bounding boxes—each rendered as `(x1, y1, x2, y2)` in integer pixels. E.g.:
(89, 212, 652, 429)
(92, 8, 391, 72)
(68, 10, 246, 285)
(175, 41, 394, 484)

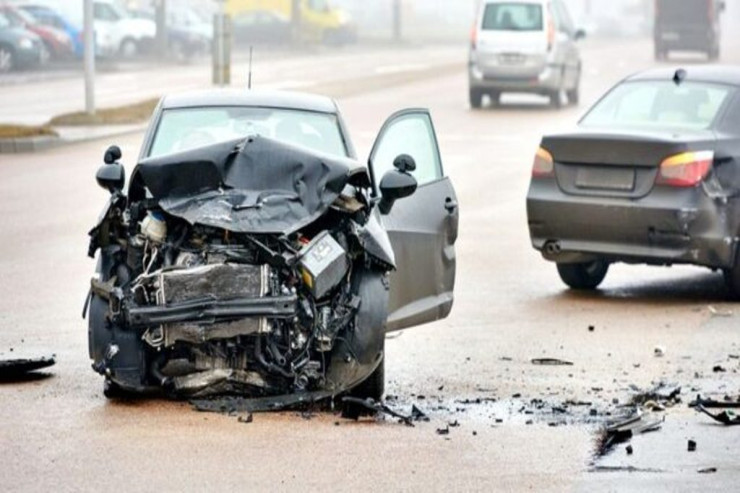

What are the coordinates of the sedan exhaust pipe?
(544, 241, 561, 256)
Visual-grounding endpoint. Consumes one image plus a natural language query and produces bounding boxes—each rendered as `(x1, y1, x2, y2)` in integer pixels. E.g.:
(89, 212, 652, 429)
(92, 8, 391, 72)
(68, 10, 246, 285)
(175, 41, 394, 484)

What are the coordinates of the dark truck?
(654, 0, 725, 61)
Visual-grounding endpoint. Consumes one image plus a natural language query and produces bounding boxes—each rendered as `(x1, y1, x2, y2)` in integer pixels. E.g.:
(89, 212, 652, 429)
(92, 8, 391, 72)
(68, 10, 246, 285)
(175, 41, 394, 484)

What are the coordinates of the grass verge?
(0, 125, 58, 139)
(48, 98, 160, 126)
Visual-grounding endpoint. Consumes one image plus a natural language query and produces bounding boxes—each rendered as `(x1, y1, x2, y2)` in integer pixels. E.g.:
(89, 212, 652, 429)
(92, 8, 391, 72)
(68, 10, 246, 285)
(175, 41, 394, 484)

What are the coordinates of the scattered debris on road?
(695, 405, 740, 426)
(688, 439, 697, 452)
(689, 396, 740, 409)
(707, 305, 732, 317)
(654, 346, 666, 357)
(0, 355, 56, 382)
(698, 467, 717, 474)
(531, 358, 574, 366)
(595, 410, 664, 456)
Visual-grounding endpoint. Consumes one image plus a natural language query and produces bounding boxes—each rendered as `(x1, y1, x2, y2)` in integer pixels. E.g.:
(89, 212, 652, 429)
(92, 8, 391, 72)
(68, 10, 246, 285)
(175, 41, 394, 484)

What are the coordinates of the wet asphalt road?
(2, 38, 740, 491)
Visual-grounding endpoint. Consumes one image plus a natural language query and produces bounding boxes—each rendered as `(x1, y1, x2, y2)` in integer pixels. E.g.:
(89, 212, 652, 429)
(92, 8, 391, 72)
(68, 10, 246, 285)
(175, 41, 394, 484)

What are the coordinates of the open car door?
(369, 109, 459, 332)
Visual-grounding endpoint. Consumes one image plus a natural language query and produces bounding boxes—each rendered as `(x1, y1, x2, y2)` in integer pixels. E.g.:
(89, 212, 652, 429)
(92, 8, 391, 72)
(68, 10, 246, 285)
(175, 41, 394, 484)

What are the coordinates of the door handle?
(445, 198, 458, 213)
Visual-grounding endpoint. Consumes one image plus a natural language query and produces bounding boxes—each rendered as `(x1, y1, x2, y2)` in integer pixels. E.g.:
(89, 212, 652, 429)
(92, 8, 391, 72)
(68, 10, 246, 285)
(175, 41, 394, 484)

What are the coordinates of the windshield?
(148, 106, 348, 159)
(580, 81, 731, 131)
(0, 12, 9, 28)
(482, 2, 543, 31)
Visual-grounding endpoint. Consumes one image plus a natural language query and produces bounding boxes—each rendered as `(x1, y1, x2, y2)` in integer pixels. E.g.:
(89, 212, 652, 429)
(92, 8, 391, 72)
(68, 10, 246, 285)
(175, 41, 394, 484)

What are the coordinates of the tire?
(489, 91, 502, 107)
(119, 38, 138, 59)
(341, 356, 385, 419)
(550, 89, 564, 109)
(349, 357, 385, 402)
(708, 44, 720, 61)
(723, 251, 740, 299)
(566, 84, 579, 106)
(0, 45, 14, 74)
(469, 88, 484, 109)
(556, 260, 609, 290)
(566, 66, 581, 105)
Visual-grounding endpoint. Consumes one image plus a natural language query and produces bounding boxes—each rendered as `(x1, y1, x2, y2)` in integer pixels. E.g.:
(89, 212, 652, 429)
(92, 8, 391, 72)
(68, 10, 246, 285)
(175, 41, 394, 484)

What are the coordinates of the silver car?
(468, 0, 584, 108)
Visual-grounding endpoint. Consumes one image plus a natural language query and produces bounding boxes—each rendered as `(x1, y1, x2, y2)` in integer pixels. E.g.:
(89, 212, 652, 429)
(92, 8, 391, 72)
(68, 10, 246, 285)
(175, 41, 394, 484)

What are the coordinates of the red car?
(0, 3, 72, 59)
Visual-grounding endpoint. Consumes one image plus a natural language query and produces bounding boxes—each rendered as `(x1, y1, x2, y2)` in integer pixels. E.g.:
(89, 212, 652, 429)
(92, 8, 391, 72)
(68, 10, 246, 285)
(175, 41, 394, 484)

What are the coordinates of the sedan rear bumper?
(527, 178, 739, 268)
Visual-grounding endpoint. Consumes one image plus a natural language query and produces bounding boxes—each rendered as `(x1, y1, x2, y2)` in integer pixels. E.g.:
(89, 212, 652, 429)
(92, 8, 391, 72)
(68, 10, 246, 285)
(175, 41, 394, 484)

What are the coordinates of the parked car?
(16, 3, 84, 58)
(232, 10, 292, 46)
(654, 0, 725, 61)
(0, 10, 46, 72)
(128, 6, 211, 62)
(21, 0, 155, 58)
(527, 66, 740, 295)
(468, 0, 584, 109)
(0, 3, 71, 59)
(86, 90, 459, 405)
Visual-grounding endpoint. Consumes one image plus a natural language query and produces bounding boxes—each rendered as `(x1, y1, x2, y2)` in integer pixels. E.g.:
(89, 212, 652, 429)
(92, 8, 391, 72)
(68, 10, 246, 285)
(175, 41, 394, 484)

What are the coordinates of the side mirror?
(97, 145, 125, 194)
(574, 29, 586, 41)
(104, 145, 122, 164)
(378, 154, 418, 215)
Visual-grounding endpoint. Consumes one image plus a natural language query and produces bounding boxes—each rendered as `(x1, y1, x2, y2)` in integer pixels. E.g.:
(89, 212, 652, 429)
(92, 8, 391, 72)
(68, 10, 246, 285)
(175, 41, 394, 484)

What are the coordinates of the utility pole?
(392, 0, 402, 41)
(84, 0, 95, 115)
(155, 0, 167, 58)
(212, 0, 231, 85)
(291, 0, 301, 44)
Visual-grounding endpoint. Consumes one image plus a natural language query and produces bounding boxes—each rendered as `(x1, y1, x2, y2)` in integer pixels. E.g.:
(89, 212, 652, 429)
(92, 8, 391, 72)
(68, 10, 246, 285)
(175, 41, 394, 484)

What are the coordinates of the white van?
(468, 0, 584, 108)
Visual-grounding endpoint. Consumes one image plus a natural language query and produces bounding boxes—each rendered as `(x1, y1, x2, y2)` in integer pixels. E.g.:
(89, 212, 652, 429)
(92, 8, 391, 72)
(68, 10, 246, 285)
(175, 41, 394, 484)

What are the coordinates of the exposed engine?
(88, 196, 391, 399)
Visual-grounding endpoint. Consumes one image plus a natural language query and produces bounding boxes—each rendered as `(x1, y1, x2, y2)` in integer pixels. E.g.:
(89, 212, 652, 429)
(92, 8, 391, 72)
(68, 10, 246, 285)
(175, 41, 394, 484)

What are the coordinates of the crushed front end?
(85, 137, 394, 403)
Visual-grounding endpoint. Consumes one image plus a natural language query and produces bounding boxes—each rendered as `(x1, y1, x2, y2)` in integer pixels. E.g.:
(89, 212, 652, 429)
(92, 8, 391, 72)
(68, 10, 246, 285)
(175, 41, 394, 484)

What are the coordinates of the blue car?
(17, 4, 83, 58)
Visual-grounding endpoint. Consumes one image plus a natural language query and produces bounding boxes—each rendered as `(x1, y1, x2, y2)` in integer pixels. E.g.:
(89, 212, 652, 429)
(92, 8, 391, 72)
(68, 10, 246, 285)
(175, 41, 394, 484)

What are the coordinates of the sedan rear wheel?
(469, 88, 484, 109)
(557, 260, 609, 290)
(0, 45, 14, 73)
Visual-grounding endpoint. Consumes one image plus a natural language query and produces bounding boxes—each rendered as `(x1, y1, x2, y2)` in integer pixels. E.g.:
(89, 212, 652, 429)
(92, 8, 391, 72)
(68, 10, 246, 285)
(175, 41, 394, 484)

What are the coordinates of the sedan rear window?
(580, 81, 731, 130)
(482, 2, 543, 31)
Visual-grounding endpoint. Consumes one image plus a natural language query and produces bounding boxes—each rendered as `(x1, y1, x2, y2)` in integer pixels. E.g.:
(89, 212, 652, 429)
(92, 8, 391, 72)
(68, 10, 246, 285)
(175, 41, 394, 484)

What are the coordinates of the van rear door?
(474, 1, 548, 73)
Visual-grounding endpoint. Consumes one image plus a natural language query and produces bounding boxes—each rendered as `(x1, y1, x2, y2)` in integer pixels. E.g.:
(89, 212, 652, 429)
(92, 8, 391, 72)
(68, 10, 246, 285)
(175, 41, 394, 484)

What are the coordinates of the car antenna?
(673, 68, 687, 86)
(248, 46, 253, 90)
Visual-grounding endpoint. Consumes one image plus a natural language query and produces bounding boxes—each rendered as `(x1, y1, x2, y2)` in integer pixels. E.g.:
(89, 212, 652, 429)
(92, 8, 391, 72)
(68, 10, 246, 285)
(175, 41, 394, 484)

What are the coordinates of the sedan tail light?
(470, 22, 478, 50)
(532, 147, 554, 177)
(656, 151, 714, 187)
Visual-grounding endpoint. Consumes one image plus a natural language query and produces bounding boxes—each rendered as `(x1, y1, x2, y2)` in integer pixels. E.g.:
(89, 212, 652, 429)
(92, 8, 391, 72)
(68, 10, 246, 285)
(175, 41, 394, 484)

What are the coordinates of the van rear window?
(482, 3, 543, 31)
(656, 0, 711, 23)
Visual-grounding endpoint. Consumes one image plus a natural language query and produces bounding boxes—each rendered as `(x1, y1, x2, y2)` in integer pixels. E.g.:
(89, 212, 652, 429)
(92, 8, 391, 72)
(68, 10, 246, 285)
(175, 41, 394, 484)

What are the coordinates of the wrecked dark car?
(527, 66, 740, 294)
(85, 90, 458, 407)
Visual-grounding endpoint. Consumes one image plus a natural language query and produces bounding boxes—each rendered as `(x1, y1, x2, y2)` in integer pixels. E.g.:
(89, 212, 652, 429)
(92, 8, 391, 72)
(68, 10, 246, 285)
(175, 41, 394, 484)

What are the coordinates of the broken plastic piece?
(0, 356, 56, 381)
(531, 358, 574, 366)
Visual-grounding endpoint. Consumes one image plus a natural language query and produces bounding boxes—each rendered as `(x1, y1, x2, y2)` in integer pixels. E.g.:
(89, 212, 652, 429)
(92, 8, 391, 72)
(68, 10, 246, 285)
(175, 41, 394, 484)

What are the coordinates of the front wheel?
(469, 88, 484, 109)
(557, 260, 609, 290)
(0, 45, 15, 73)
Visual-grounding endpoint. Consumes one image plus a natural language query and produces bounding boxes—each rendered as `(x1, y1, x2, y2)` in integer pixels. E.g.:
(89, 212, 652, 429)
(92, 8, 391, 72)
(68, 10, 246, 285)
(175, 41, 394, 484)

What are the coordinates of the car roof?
(481, 0, 547, 5)
(160, 89, 339, 114)
(626, 65, 740, 87)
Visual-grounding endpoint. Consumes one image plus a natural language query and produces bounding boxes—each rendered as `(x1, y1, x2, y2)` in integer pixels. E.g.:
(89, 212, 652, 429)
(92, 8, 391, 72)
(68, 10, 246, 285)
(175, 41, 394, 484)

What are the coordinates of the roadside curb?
(0, 124, 148, 155)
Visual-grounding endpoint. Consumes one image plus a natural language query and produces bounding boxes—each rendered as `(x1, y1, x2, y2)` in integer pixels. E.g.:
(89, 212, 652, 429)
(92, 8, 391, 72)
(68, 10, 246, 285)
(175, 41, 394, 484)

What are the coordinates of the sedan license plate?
(575, 167, 635, 191)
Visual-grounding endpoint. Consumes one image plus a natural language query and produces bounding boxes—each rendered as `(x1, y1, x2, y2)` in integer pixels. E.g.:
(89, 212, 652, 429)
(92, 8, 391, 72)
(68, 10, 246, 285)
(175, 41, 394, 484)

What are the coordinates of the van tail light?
(708, 0, 714, 19)
(532, 147, 555, 177)
(470, 21, 478, 50)
(546, 10, 555, 50)
(656, 151, 714, 187)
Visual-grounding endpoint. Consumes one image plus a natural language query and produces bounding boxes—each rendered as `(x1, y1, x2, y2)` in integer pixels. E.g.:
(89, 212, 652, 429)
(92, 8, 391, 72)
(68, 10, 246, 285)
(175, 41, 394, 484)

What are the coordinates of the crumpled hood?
(132, 136, 364, 235)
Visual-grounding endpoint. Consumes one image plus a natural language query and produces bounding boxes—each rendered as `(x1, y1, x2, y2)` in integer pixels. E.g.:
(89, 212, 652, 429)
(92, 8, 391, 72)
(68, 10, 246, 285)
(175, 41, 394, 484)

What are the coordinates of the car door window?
(94, 3, 119, 22)
(371, 112, 443, 189)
